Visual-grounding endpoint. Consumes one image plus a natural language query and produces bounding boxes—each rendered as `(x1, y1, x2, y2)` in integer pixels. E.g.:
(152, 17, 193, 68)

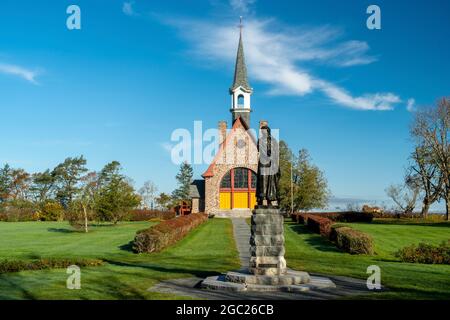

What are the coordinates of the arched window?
(220, 171, 231, 188)
(237, 94, 245, 107)
(219, 167, 257, 210)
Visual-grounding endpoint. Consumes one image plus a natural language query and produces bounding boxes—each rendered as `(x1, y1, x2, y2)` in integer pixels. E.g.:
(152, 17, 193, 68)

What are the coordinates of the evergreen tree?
(0, 164, 13, 202)
(53, 156, 88, 208)
(172, 162, 193, 201)
(94, 161, 140, 224)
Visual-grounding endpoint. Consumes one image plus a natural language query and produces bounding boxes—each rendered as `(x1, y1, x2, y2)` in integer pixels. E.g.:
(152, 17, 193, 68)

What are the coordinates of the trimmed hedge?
(291, 211, 373, 223)
(330, 226, 374, 255)
(395, 241, 450, 264)
(133, 213, 208, 253)
(0, 258, 103, 274)
(128, 210, 176, 221)
(291, 213, 308, 224)
(305, 215, 332, 237)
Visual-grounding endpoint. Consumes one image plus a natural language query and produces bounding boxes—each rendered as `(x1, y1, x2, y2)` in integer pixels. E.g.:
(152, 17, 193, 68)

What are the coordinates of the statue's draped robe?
(256, 128, 281, 203)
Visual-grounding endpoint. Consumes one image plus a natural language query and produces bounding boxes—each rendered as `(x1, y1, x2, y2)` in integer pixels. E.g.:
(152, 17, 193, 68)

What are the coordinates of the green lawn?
(0, 219, 240, 299)
(1, 218, 449, 300)
(284, 219, 450, 299)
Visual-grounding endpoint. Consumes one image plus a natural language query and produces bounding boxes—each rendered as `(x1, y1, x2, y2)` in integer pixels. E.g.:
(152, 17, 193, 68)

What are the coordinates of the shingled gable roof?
(202, 116, 257, 178)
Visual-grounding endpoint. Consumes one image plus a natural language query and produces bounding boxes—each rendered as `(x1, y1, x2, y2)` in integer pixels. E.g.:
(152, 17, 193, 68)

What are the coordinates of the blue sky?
(1, 0, 449, 209)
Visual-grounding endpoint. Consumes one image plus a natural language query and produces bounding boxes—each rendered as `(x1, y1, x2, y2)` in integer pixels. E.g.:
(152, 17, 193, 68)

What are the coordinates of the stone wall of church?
(204, 125, 258, 215)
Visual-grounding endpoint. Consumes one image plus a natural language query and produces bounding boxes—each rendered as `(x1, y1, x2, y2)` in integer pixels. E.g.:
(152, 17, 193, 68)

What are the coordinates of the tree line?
(0, 143, 330, 226)
(0, 156, 193, 231)
(386, 97, 450, 220)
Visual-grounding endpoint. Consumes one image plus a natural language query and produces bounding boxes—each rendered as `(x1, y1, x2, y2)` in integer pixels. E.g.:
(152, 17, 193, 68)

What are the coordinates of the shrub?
(128, 209, 176, 221)
(292, 211, 373, 223)
(338, 212, 373, 223)
(0, 258, 103, 274)
(330, 226, 374, 255)
(395, 241, 450, 264)
(0, 200, 38, 222)
(133, 213, 208, 253)
(306, 214, 332, 237)
(37, 201, 64, 221)
(291, 213, 309, 224)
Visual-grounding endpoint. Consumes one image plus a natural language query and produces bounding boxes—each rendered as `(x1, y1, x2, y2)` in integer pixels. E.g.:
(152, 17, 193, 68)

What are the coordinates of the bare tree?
(69, 172, 98, 233)
(412, 98, 450, 220)
(410, 146, 443, 218)
(386, 175, 421, 214)
(138, 180, 158, 210)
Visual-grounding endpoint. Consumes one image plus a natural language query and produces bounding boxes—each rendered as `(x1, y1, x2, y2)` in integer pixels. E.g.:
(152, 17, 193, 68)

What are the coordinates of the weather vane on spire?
(239, 16, 243, 34)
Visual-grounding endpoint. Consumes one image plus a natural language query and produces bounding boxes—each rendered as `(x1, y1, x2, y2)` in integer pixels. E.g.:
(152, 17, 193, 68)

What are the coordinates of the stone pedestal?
(249, 207, 286, 276)
(200, 207, 337, 293)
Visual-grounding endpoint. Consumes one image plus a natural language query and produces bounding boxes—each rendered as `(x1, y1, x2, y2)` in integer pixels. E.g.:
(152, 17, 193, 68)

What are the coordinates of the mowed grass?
(284, 219, 450, 299)
(0, 219, 240, 300)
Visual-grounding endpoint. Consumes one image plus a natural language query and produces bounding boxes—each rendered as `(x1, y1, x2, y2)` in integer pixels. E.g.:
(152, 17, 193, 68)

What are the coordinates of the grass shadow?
(288, 223, 340, 253)
(47, 228, 77, 234)
(119, 241, 134, 253)
(103, 259, 222, 279)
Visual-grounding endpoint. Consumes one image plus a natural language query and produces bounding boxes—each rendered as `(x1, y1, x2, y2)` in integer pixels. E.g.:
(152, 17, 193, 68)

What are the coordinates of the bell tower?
(230, 17, 253, 127)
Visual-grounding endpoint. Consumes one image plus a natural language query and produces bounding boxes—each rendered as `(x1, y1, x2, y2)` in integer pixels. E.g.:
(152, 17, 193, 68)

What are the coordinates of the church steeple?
(230, 17, 252, 127)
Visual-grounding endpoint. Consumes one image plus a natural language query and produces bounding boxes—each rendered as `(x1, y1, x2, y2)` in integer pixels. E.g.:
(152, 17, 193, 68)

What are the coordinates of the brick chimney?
(218, 121, 227, 145)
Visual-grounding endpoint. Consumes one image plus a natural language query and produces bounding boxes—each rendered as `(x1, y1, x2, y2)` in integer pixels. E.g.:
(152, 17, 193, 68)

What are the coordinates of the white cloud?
(122, 2, 135, 16)
(406, 98, 416, 112)
(0, 63, 39, 84)
(230, 0, 256, 13)
(161, 142, 173, 153)
(164, 17, 401, 111)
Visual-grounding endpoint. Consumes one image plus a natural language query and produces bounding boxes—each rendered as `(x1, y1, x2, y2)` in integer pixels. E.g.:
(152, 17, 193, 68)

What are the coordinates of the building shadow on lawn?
(288, 224, 340, 253)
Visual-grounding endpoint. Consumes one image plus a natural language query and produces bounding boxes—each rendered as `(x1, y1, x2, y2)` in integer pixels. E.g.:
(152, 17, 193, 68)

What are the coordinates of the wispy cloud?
(122, 1, 136, 16)
(230, 0, 256, 13)
(164, 17, 402, 111)
(406, 98, 416, 112)
(161, 142, 173, 153)
(0, 63, 39, 84)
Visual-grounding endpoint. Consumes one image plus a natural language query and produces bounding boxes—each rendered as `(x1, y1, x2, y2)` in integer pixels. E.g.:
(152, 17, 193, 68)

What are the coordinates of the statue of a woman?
(256, 125, 281, 207)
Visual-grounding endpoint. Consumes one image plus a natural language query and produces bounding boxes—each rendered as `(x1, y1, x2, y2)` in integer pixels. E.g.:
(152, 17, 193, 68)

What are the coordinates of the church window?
(234, 167, 248, 189)
(220, 171, 231, 188)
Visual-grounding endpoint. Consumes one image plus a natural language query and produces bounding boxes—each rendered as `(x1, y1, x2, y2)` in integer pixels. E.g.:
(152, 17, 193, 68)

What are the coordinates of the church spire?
(230, 17, 252, 93)
(229, 17, 253, 128)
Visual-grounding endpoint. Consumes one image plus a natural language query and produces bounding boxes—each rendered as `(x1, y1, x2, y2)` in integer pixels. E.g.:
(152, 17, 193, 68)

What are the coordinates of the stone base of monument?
(200, 206, 336, 294)
(200, 270, 336, 293)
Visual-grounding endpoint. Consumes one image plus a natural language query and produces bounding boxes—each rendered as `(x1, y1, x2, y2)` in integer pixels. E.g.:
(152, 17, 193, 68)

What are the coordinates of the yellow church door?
(219, 168, 257, 210)
(219, 192, 231, 209)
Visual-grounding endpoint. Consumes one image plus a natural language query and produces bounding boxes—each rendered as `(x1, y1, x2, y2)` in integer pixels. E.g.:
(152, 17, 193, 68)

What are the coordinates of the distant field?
(284, 219, 450, 299)
(0, 220, 240, 299)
